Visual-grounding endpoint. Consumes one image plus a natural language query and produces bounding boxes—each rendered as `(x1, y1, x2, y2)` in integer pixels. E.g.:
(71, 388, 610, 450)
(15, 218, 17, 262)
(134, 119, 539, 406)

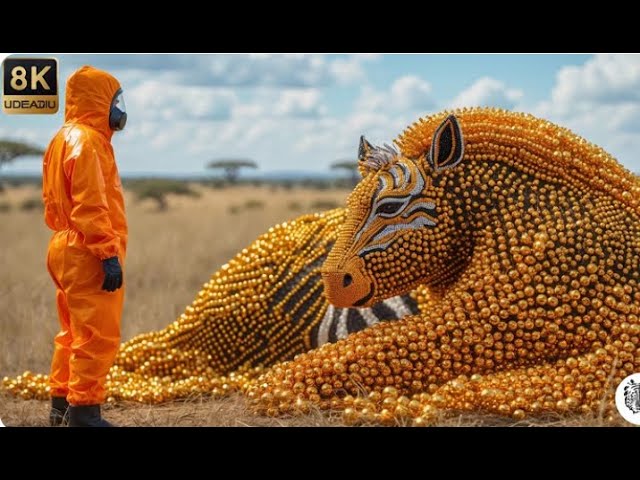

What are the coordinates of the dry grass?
(0, 184, 628, 427)
(0, 391, 622, 427)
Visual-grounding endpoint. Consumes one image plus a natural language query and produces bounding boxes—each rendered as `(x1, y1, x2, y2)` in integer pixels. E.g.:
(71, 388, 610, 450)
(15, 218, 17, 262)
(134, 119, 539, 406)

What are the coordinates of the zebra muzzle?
(322, 256, 374, 308)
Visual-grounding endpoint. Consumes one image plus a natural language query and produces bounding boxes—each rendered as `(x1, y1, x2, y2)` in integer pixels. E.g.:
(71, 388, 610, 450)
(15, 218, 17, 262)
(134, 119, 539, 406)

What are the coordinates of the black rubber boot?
(68, 405, 114, 427)
(49, 397, 69, 427)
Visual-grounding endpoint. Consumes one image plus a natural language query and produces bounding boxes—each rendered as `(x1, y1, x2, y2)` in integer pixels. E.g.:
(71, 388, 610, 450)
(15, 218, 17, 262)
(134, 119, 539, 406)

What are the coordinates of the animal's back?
(397, 108, 640, 217)
(400, 108, 640, 304)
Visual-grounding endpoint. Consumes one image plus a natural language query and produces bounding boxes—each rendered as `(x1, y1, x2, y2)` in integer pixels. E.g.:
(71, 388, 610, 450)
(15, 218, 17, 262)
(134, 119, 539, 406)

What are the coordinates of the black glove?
(102, 256, 123, 292)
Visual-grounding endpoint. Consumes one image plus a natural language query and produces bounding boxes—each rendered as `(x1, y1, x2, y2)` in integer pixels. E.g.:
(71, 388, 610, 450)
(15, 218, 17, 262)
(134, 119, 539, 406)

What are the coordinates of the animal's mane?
(360, 143, 400, 171)
(394, 107, 640, 213)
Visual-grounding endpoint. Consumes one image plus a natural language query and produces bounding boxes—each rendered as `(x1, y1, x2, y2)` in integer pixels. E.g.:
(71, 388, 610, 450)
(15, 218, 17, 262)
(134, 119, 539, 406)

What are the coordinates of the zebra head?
(322, 115, 465, 308)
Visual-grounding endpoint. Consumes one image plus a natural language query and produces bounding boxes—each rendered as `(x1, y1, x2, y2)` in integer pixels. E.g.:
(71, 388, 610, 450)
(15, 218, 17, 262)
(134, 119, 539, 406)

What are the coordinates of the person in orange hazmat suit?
(42, 65, 128, 427)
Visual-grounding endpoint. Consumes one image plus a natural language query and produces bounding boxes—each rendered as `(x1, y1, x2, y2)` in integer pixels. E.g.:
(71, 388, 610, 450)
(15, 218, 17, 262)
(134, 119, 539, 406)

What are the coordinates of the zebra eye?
(376, 202, 404, 216)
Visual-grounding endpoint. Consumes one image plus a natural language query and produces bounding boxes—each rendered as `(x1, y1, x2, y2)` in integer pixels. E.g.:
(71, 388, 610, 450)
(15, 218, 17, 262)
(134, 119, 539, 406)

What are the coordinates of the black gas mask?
(109, 88, 127, 131)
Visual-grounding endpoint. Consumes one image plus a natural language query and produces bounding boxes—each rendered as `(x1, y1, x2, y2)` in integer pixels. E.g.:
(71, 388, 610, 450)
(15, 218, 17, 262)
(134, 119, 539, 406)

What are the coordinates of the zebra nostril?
(343, 273, 353, 287)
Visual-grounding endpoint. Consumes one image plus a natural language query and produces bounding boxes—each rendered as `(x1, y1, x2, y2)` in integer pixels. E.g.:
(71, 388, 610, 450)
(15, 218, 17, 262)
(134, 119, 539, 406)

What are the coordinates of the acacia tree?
(330, 160, 359, 187)
(207, 159, 257, 184)
(0, 140, 44, 191)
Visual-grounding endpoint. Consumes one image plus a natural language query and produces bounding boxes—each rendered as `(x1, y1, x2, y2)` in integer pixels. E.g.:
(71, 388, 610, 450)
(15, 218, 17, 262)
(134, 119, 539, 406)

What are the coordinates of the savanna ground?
(0, 183, 628, 427)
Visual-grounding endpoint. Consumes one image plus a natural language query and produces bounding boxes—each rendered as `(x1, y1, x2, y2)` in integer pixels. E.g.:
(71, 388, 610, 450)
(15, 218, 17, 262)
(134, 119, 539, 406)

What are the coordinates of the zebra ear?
(357, 135, 375, 177)
(428, 115, 464, 172)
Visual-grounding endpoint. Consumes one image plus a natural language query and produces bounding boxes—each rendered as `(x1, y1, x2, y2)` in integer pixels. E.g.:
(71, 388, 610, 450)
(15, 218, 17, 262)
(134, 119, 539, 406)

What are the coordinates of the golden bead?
(4, 108, 639, 428)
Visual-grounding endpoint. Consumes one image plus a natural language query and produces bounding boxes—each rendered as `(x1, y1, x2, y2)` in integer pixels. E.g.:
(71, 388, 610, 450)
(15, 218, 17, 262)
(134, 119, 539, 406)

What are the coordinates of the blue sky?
(2, 54, 639, 175)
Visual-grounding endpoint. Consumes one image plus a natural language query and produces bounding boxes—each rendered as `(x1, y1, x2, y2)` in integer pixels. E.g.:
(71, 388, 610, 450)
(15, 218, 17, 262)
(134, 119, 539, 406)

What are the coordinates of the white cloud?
(200, 54, 376, 88)
(11, 54, 640, 175)
(450, 77, 523, 109)
(157, 72, 436, 171)
(329, 57, 366, 85)
(355, 75, 434, 114)
(390, 76, 434, 111)
(537, 55, 640, 120)
(204, 55, 334, 87)
(533, 54, 640, 171)
(1, 55, 386, 174)
(354, 85, 387, 112)
(126, 80, 236, 121)
(58, 54, 376, 88)
(550, 54, 640, 108)
(0, 127, 45, 144)
(273, 90, 326, 117)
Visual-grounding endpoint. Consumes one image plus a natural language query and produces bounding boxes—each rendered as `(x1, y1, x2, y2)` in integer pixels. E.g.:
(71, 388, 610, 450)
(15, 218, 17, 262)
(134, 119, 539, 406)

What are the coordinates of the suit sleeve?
(67, 139, 120, 260)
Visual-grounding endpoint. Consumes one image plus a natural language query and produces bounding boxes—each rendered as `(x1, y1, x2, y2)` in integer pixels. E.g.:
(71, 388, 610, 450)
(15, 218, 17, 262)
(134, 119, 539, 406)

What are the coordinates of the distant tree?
(0, 140, 44, 192)
(128, 179, 200, 211)
(206, 159, 258, 184)
(20, 196, 44, 211)
(331, 160, 359, 187)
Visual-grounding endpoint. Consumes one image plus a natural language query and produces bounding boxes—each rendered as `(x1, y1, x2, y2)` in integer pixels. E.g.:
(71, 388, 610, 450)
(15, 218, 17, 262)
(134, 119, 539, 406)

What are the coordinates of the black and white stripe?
(313, 294, 419, 347)
(353, 160, 437, 256)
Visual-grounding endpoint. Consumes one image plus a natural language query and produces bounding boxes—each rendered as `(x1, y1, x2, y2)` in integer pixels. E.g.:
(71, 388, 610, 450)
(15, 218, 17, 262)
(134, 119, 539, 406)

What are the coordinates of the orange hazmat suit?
(42, 66, 128, 406)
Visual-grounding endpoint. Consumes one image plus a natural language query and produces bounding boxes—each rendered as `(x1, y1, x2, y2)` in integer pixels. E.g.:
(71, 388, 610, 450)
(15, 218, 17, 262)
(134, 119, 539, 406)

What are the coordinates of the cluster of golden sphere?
(3, 108, 639, 425)
(246, 108, 640, 424)
(3, 210, 347, 404)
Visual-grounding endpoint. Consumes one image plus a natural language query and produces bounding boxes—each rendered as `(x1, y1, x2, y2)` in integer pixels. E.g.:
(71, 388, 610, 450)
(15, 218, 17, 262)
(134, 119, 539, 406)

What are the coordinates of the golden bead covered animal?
(4, 108, 640, 425)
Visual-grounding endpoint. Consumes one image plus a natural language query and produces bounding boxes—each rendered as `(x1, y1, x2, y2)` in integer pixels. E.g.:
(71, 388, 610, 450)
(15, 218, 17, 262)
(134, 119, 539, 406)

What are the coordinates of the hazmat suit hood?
(64, 65, 121, 141)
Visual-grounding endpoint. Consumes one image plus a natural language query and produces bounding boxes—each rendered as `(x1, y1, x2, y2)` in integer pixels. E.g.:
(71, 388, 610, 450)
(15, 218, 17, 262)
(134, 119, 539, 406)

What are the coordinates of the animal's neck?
(425, 160, 548, 286)
(441, 159, 545, 230)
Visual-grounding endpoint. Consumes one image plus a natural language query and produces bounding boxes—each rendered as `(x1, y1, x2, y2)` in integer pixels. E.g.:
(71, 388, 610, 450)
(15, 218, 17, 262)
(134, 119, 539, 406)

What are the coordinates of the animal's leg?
(248, 314, 470, 415)
(423, 350, 624, 422)
(248, 312, 636, 424)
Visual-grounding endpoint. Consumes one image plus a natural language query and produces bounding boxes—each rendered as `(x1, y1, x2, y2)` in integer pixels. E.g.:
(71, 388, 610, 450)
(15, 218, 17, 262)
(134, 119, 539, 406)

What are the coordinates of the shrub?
(310, 199, 341, 211)
(127, 179, 200, 211)
(244, 199, 265, 210)
(301, 179, 331, 191)
(204, 179, 226, 190)
(20, 197, 43, 211)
